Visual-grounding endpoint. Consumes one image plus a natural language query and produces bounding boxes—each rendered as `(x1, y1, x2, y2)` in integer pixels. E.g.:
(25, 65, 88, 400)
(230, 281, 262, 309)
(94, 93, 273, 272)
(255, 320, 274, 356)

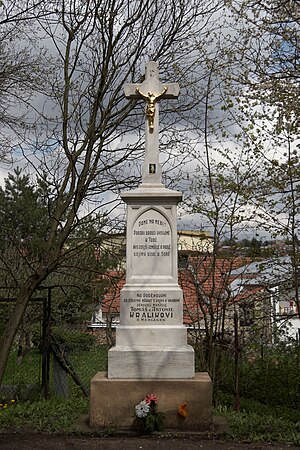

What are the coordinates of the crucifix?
(124, 61, 179, 185)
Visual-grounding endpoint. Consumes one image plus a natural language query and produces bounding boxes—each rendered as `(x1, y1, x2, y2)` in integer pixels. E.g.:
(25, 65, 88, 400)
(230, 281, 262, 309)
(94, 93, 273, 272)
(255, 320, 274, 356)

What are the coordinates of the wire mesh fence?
(1, 329, 108, 401)
(0, 292, 109, 402)
(48, 326, 108, 398)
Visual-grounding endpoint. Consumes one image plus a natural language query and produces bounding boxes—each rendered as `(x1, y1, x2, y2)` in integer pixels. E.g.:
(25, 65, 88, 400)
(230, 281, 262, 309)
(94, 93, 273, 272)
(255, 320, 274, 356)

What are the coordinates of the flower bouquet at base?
(135, 394, 165, 433)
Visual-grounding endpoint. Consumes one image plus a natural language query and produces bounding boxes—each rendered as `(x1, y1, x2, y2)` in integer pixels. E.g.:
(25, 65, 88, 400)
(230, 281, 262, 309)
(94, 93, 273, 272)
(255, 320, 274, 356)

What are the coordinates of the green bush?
(52, 327, 96, 352)
(215, 342, 300, 411)
(238, 345, 300, 409)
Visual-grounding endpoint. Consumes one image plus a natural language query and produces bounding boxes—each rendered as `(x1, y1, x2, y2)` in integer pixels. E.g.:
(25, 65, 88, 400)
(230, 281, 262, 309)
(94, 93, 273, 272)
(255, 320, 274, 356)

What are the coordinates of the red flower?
(145, 393, 158, 405)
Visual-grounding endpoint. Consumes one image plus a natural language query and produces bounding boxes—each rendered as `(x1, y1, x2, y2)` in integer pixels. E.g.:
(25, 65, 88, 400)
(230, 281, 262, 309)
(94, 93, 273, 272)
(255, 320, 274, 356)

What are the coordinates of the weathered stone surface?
(90, 372, 212, 431)
(90, 62, 211, 433)
(108, 345, 195, 379)
(108, 187, 195, 379)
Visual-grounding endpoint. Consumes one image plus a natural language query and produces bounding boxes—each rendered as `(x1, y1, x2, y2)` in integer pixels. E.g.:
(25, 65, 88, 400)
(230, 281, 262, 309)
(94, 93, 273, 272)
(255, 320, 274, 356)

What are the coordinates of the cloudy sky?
(0, 1, 298, 241)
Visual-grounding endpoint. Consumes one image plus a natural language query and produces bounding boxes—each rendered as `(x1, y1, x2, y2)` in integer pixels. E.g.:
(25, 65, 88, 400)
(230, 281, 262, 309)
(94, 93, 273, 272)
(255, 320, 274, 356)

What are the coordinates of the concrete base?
(90, 372, 212, 431)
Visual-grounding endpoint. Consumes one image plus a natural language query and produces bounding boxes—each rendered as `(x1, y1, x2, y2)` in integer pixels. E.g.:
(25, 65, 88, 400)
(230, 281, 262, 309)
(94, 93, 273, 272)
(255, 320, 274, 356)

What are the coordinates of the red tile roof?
(100, 256, 261, 324)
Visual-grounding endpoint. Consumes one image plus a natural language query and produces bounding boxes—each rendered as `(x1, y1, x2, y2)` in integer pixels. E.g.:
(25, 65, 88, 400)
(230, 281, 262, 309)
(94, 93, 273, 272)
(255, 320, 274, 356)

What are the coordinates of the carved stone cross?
(124, 61, 179, 185)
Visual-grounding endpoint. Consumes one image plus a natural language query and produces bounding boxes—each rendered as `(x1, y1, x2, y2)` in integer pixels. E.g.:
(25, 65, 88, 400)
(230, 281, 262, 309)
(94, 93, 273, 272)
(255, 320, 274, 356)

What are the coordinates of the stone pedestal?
(107, 186, 195, 379)
(90, 372, 212, 431)
(108, 343, 194, 379)
(90, 62, 212, 432)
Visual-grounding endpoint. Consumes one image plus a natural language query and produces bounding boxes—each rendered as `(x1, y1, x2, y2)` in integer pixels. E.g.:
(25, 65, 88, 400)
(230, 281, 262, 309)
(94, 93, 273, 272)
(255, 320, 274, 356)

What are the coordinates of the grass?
(2, 345, 108, 399)
(2, 346, 300, 443)
(221, 409, 300, 445)
(1, 344, 105, 432)
(69, 345, 108, 387)
(1, 393, 300, 444)
(216, 397, 300, 445)
(2, 349, 41, 386)
(0, 396, 89, 432)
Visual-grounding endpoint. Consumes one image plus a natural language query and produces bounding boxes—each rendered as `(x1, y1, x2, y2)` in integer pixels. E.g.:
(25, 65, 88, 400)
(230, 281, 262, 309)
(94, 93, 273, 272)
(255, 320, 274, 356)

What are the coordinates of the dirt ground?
(1, 415, 299, 450)
(0, 433, 299, 450)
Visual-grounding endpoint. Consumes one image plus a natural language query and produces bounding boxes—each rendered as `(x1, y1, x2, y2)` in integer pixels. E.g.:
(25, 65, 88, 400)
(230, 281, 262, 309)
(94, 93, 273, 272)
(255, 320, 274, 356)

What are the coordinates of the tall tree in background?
(0, 0, 225, 383)
(225, 0, 300, 318)
(177, 52, 261, 388)
(173, 1, 300, 385)
(0, 1, 46, 161)
(0, 168, 109, 359)
(0, 167, 106, 311)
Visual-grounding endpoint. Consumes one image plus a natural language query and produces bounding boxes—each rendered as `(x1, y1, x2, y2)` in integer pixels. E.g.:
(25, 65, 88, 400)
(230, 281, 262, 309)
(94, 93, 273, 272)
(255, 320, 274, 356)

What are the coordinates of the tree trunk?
(0, 274, 43, 385)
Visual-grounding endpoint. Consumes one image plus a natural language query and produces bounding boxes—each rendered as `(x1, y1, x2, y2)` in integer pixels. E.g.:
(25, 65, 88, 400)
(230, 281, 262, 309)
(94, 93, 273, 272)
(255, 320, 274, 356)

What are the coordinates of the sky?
(0, 1, 298, 242)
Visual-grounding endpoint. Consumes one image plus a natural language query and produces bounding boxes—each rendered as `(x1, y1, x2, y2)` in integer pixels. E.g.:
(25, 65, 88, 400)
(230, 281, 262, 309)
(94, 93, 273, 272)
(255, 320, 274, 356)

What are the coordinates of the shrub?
(52, 327, 96, 352)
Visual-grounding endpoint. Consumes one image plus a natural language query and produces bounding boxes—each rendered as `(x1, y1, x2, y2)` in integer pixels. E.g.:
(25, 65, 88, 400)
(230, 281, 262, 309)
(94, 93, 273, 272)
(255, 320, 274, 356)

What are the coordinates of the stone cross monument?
(108, 61, 194, 378)
(90, 62, 212, 431)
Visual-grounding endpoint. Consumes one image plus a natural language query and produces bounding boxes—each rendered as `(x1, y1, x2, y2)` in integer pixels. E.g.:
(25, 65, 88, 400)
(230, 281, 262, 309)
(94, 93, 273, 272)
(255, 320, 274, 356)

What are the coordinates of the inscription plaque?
(121, 289, 182, 325)
(131, 209, 172, 277)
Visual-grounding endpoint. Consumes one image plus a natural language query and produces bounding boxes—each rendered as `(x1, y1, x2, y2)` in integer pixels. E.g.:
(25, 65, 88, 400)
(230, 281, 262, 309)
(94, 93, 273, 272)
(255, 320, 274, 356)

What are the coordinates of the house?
(90, 245, 300, 344)
(89, 255, 259, 341)
(229, 257, 300, 341)
(177, 230, 214, 254)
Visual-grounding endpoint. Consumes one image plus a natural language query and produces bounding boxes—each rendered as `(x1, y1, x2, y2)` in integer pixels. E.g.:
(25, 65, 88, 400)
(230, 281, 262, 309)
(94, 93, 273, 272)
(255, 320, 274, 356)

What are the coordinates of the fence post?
(41, 288, 51, 399)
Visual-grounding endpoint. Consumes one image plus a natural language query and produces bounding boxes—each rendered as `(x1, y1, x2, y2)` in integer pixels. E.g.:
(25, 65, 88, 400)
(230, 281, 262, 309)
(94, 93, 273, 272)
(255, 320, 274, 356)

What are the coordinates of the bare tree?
(0, 0, 224, 383)
(173, 36, 275, 394)
(224, 0, 300, 320)
(0, 0, 48, 161)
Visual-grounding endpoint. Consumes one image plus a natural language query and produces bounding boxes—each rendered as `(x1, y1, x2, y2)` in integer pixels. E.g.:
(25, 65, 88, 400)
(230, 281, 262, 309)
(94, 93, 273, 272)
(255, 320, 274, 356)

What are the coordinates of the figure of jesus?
(124, 61, 179, 184)
(136, 87, 167, 130)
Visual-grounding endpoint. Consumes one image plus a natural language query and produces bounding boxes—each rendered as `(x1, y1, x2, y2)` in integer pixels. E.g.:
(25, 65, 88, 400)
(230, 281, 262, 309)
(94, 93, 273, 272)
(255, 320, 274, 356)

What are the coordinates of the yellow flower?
(10, 399, 16, 403)
(3, 404, 7, 409)
(178, 401, 188, 417)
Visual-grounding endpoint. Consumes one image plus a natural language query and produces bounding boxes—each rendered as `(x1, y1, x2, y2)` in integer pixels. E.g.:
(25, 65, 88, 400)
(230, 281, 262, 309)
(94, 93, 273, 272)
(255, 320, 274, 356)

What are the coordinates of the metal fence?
(0, 290, 108, 402)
